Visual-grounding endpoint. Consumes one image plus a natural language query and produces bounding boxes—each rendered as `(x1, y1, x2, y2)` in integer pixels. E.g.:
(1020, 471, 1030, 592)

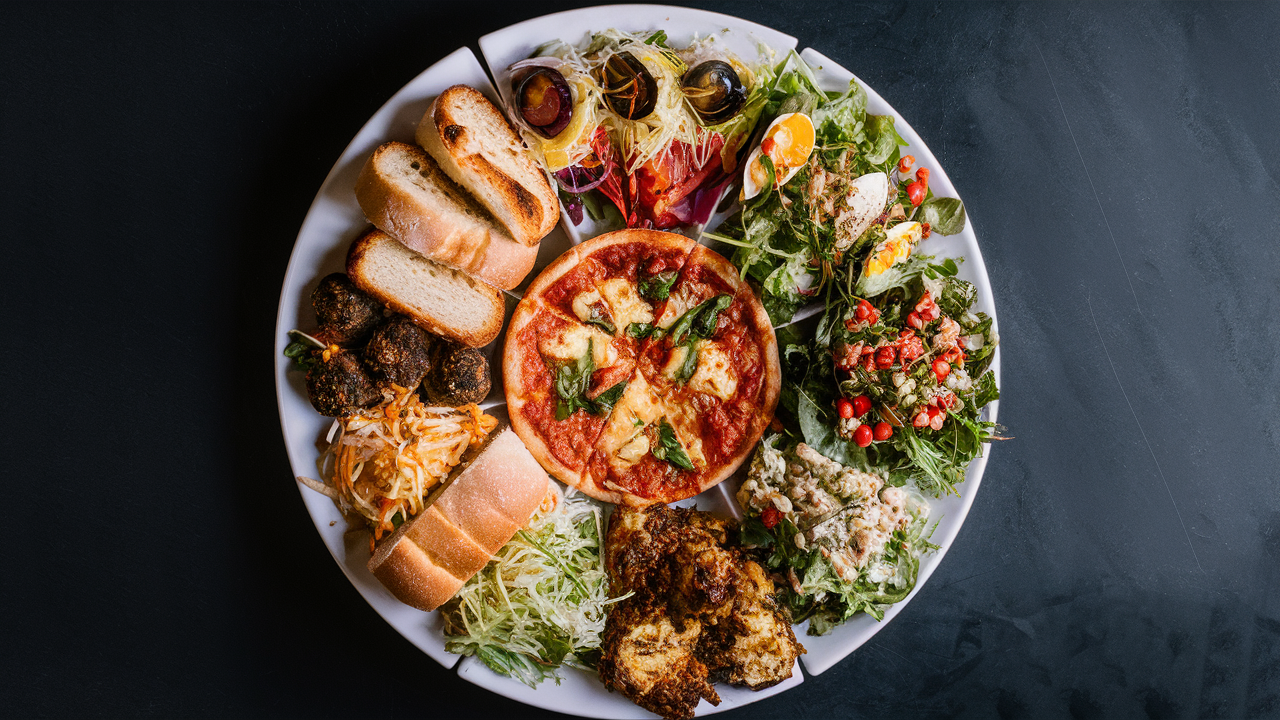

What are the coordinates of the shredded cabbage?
(440, 485, 629, 687)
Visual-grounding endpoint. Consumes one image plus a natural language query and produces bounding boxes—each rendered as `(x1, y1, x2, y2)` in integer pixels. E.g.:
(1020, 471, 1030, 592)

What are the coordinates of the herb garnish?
(650, 418, 694, 470)
(638, 270, 678, 300)
(552, 338, 628, 419)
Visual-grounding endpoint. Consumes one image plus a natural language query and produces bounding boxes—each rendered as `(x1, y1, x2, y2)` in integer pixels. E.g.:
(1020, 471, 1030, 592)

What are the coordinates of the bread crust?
(418, 85, 558, 247)
(346, 228, 504, 348)
(355, 142, 538, 290)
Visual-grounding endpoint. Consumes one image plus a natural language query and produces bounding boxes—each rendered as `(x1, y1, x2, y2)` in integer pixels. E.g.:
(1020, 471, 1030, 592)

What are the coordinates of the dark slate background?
(2, 2, 1276, 718)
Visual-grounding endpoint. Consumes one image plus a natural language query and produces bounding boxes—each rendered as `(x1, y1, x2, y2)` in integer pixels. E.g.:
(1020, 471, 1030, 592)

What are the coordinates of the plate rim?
(273, 7, 1002, 715)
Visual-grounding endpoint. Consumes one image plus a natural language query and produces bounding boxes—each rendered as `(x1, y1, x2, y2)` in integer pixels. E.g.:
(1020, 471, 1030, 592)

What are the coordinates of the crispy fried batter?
(599, 505, 803, 719)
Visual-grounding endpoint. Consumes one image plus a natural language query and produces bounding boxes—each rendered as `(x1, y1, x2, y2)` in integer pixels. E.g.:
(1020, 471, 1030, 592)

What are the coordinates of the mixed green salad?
(707, 53, 1000, 633)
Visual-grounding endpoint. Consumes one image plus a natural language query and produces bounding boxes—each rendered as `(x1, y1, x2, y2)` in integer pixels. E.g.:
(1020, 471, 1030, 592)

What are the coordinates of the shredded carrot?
(323, 394, 497, 543)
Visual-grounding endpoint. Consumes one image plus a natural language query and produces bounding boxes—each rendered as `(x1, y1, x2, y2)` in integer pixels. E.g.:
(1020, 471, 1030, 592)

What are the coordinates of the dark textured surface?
(2, 2, 1277, 718)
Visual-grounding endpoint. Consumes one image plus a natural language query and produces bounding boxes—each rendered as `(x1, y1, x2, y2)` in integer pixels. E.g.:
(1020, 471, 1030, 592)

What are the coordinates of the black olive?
(681, 60, 747, 124)
(515, 67, 574, 138)
(597, 52, 658, 120)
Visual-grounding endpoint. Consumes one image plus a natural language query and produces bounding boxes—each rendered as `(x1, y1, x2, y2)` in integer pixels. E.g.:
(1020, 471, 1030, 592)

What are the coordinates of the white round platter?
(274, 6, 999, 718)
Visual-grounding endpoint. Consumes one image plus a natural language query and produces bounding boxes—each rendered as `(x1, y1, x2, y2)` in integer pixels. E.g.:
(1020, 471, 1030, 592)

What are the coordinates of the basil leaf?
(674, 343, 700, 382)
(651, 418, 694, 470)
(639, 270, 678, 301)
(590, 380, 628, 415)
(690, 294, 733, 339)
(668, 293, 733, 346)
(920, 197, 967, 236)
(553, 339, 596, 419)
(626, 322, 655, 339)
(584, 304, 616, 335)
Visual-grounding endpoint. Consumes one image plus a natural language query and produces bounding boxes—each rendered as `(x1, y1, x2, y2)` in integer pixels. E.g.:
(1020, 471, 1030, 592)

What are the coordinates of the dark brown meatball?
(364, 316, 433, 389)
(311, 273, 383, 346)
(305, 349, 381, 416)
(420, 342, 491, 406)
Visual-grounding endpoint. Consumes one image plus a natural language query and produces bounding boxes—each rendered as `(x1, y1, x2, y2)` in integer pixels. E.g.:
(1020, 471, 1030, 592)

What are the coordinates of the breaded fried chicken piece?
(597, 601, 719, 719)
(599, 505, 803, 719)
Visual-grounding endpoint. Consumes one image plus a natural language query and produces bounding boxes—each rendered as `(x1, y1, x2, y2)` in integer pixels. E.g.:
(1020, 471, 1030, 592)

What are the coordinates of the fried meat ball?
(311, 273, 383, 346)
(305, 349, 381, 416)
(419, 342, 491, 406)
(364, 316, 433, 389)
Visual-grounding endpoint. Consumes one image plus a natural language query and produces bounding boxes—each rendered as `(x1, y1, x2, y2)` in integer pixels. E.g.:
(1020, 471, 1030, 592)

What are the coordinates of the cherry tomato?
(916, 167, 931, 183)
(907, 311, 923, 329)
(761, 506, 782, 529)
(933, 358, 951, 382)
(898, 155, 915, 173)
(913, 410, 930, 428)
(874, 422, 893, 441)
(836, 397, 854, 419)
(907, 181, 926, 206)
(853, 395, 872, 417)
(853, 424, 873, 447)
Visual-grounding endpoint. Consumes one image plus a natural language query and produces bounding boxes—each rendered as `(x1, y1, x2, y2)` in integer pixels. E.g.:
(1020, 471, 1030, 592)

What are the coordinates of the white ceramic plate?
(275, 6, 999, 717)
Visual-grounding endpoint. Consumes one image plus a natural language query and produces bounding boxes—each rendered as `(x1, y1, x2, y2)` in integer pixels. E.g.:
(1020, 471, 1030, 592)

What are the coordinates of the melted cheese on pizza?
(571, 289, 604, 323)
(617, 433, 650, 464)
(599, 278, 654, 330)
(688, 341, 737, 401)
(596, 373, 665, 468)
(540, 323, 618, 368)
(666, 403, 707, 468)
(655, 285, 698, 329)
(663, 344, 692, 380)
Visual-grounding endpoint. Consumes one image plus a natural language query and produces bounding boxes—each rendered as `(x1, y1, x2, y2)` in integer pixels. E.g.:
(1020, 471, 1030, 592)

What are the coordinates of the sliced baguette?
(347, 228, 503, 348)
(417, 85, 559, 247)
(368, 425, 550, 612)
(355, 141, 537, 290)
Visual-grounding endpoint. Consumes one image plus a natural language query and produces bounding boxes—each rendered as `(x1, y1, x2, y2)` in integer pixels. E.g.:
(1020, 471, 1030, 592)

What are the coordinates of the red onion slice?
(555, 162, 609, 194)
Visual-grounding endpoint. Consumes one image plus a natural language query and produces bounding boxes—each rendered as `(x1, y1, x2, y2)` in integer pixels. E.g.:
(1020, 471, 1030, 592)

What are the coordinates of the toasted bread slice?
(355, 141, 538, 290)
(417, 85, 559, 247)
(346, 228, 504, 348)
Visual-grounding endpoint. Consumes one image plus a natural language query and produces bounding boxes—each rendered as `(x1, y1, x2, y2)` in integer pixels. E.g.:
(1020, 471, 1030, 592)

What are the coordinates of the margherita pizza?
(504, 229, 780, 506)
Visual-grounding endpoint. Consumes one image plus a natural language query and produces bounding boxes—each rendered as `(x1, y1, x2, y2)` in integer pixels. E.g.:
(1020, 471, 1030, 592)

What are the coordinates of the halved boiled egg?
(741, 112, 815, 200)
(833, 172, 890, 251)
(864, 221, 923, 278)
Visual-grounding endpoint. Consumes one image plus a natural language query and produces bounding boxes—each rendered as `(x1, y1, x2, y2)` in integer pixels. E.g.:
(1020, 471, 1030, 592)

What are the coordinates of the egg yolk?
(766, 115, 815, 168)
